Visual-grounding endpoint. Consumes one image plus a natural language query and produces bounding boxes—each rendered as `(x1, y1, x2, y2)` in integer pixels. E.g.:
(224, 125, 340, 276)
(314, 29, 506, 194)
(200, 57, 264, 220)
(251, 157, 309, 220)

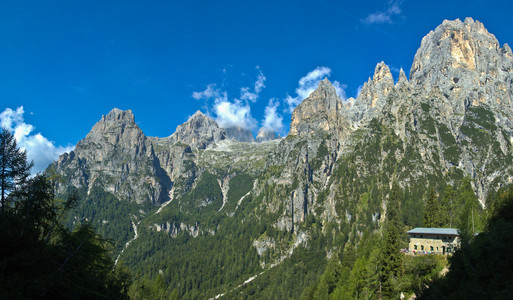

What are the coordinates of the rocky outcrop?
(168, 111, 227, 150)
(405, 18, 513, 202)
(289, 78, 348, 138)
(410, 18, 513, 130)
(50, 108, 170, 204)
(346, 62, 396, 127)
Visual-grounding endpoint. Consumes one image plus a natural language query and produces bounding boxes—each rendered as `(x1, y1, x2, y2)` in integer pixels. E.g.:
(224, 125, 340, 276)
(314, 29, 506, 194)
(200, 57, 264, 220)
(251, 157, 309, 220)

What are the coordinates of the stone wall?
(408, 234, 459, 254)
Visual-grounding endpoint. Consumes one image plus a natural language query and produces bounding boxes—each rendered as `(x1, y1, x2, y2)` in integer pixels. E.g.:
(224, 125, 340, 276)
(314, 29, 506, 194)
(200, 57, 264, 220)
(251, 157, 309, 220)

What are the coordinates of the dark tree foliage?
(418, 186, 513, 299)
(423, 188, 442, 227)
(439, 185, 457, 227)
(0, 174, 130, 299)
(0, 127, 33, 213)
(456, 178, 483, 244)
(380, 182, 404, 299)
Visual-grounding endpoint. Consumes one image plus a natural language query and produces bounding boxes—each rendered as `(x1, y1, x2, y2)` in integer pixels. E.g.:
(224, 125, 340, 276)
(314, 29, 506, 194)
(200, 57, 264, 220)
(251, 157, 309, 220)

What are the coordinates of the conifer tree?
(0, 135, 130, 298)
(423, 188, 442, 227)
(457, 177, 482, 240)
(440, 185, 457, 227)
(380, 182, 403, 298)
(0, 127, 33, 213)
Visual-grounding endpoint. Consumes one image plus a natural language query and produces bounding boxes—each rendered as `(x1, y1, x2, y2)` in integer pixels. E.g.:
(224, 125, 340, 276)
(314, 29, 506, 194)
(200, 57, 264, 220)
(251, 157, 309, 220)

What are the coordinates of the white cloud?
(254, 67, 266, 94)
(0, 106, 24, 129)
(361, 0, 402, 25)
(214, 99, 256, 129)
(240, 87, 258, 102)
(262, 99, 283, 133)
(0, 107, 74, 175)
(286, 66, 347, 112)
(240, 67, 266, 103)
(192, 84, 220, 100)
(192, 67, 266, 130)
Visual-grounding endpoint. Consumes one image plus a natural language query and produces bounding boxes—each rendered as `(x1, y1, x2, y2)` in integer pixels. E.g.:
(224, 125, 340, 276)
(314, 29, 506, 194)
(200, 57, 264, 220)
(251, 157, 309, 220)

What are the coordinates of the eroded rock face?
(410, 18, 513, 130)
(346, 62, 397, 127)
(50, 108, 169, 204)
(168, 111, 227, 150)
(289, 78, 347, 137)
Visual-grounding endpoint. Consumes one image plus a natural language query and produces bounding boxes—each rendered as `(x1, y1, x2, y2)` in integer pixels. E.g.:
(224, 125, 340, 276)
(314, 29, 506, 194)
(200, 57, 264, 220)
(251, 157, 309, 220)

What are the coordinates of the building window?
(430, 246, 434, 251)
(421, 245, 424, 251)
(414, 245, 417, 250)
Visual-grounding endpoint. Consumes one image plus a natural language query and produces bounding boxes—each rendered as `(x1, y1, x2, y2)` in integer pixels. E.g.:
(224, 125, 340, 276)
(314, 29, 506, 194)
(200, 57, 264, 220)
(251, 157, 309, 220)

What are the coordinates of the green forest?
(0, 128, 130, 299)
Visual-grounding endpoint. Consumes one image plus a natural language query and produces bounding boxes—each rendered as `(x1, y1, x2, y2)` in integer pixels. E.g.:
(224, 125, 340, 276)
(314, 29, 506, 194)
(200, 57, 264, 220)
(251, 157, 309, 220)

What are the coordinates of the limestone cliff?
(50, 108, 169, 204)
(167, 111, 227, 150)
(289, 78, 348, 138)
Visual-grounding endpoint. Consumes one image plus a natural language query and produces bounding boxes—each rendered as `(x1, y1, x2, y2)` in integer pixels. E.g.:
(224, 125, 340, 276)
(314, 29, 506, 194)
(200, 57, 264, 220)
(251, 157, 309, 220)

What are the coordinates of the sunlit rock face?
(410, 18, 513, 127)
(289, 78, 348, 138)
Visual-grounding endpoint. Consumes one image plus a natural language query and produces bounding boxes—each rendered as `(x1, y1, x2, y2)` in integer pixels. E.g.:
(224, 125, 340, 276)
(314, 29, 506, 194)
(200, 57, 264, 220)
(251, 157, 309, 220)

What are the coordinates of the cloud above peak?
(191, 68, 266, 130)
(1, 107, 74, 175)
(285, 66, 347, 112)
(214, 100, 256, 129)
(361, 0, 403, 25)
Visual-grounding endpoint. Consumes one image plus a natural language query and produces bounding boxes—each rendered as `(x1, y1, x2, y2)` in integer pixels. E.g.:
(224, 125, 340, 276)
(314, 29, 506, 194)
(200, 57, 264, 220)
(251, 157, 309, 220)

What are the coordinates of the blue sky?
(2, 0, 513, 173)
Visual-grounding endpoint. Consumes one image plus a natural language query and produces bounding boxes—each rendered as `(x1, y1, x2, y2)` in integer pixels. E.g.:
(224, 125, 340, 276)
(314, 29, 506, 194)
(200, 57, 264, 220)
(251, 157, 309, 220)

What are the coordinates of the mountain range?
(47, 18, 513, 299)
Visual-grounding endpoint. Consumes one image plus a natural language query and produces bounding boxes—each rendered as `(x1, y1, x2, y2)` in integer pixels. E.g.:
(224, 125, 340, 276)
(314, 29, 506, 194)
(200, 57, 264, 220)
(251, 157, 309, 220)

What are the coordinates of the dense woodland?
(0, 128, 130, 299)
(120, 175, 494, 299)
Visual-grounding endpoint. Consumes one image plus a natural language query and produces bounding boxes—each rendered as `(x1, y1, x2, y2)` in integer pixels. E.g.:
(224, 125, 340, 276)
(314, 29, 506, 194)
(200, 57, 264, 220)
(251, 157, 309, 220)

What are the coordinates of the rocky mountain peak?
(52, 108, 166, 204)
(373, 61, 394, 84)
(104, 108, 135, 122)
(358, 62, 395, 106)
(169, 110, 227, 149)
(90, 108, 135, 133)
(83, 108, 144, 149)
(409, 18, 508, 82)
(409, 18, 513, 126)
(305, 78, 338, 103)
(190, 110, 207, 118)
(289, 78, 345, 136)
(345, 62, 396, 126)
(397, 68, 408, 85)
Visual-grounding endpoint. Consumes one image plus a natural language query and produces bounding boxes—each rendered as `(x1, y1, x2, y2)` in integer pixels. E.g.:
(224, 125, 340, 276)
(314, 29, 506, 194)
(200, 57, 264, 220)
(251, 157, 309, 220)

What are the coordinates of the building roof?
(407, 227, 459, 236)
